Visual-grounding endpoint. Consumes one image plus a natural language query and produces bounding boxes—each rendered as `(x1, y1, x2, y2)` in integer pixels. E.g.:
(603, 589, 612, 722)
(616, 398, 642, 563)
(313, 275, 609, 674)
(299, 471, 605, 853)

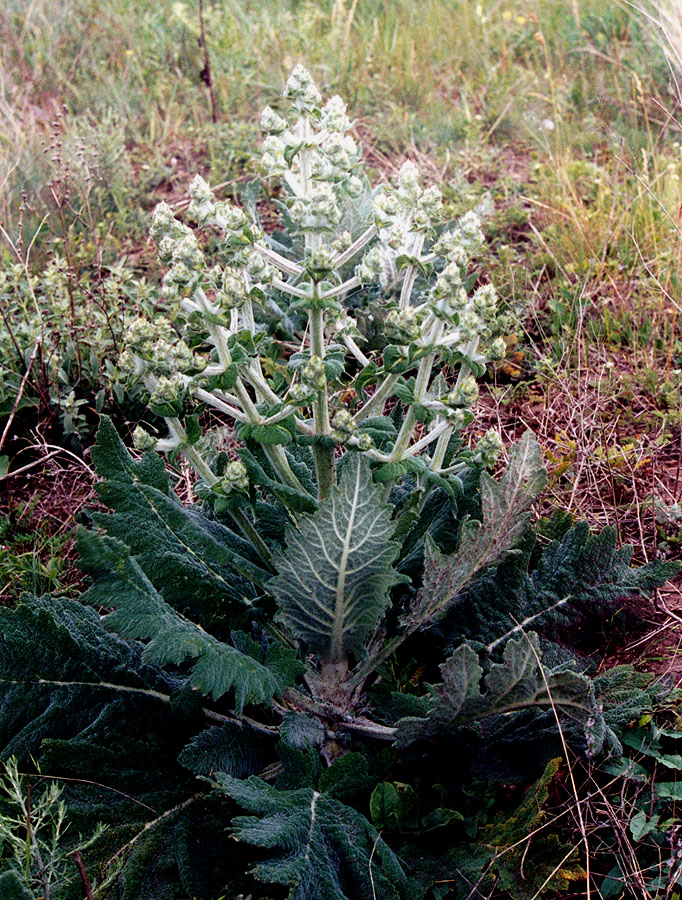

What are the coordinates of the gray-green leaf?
(79, 531, 283, 713)
(270, 454, 405, 660)
(408, 431, 547, 628)
(396, 634, 599, 748)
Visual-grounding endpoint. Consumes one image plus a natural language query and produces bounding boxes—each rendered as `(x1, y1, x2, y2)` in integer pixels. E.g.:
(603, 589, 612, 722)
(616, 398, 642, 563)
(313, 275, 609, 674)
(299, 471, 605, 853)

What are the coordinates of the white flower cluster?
(259, 68, 363, 234)
(148, 372, 186, 413)
(475, 428, 504, 467)
(150, 202, 206, 301)
(216, 460, 249, 494)
(118, 316, 201, 381)
(125, 65, 514, 505)
(375, 161, 444, 237)
(354, 161, 444, 293)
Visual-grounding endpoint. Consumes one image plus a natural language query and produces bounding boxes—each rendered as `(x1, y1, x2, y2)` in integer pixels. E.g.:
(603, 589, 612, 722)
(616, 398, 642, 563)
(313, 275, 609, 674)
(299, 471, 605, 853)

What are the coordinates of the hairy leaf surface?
(408, 431, 546, 628)
(216, 774, 410, 900)
(395, 634, 599, 748)
(79, 530, 285, 712)
(0, 870, 35, 899)
(91, 417, 270, 618)
(452, 519, 680, 649)
(270, 454, 405, 660)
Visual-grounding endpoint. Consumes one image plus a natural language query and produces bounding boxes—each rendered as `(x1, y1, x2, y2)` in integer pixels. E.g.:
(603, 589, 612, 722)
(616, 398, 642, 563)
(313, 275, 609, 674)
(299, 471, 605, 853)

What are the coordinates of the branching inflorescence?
(120, 64, 508, 508)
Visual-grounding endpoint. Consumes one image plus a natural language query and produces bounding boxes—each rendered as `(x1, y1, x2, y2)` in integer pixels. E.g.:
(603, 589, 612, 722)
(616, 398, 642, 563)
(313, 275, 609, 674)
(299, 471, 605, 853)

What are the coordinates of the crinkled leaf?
(280, 712, 325, 749)
(79, 531, 283, 713)
(271, 454, 406, 660)
(178, 721, 272, 777)
(407, 431, 547, 628)
(0, 595, 181, 761)
(396, 634, 599, 749)
(216, 775, 410, 900)
(240, 445, 317, 513)
(0, 871, 35, 900)
(91, 417, 269, 614)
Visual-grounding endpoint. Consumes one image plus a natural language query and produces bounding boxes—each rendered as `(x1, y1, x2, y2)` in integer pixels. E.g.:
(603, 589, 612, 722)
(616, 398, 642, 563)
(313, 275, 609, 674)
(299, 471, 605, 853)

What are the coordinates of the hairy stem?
(353, 374, 399, 423)
(310, 304, 334, 500)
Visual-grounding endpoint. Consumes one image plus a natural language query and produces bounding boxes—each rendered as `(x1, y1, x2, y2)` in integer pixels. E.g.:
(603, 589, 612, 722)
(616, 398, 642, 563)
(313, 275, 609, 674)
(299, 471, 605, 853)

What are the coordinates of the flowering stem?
(193, 287, 309, 494)
(310, 304, 334, 500)
(343, 335, 371, 367)
(321, 275, 360, 301)
(399, 233, 425, 309)
(402, 419, 451, 457)
(389, 349, 436, 463)
(353, 374, 399, 423)
(429, 425, 453, 473)
(168, 418, 273, 562)
(333, 224, 377, 268)
(254, 242, 303, 276)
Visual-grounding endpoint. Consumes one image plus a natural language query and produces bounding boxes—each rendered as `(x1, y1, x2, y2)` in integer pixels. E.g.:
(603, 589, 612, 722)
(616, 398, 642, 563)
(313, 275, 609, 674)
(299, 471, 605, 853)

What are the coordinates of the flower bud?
(220, 203, 249, 232)
(188, 175, 215, 225)
(415, 184, 443, 230)
(172, 234, 204, 270)
(149, 373, 186, 414)
(372, 189, 399, 225)
(330, 231, 351, 255)
(445, 375, 479, 409)
(150, 202, 176, 242)
(443, 408, 469, 428)
(261, 135, 287, 176)
(332, 409, 358, 443)
(321, 95, 351, 132)
(260, 105, 288, 134)
(355, 246, 383, 284)
(245, 250, 275, 285)
(284, 64, 322, 111)
(305, 245, 337, 281)
(132, 425, 157, 451)
(385, 308, 421, 344)
(397, 161, 421, 204)
(476, 428, 503, 467)
(219, 460, 249, 493)
(220, 267, 248, 309)
(459, 310, 482, 341)
(289, 382, 316, 404)
(301, 355, 327, 392)
(489, 336, 506, 360)
(473, 283, 497, 316)
(356, 433, 374, 451)
(458, 210, 484, 251)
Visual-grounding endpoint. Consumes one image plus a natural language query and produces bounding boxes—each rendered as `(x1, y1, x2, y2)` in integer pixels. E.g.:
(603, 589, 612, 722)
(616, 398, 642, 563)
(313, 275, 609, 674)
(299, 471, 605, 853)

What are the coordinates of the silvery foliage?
(118, 64, 509, 504)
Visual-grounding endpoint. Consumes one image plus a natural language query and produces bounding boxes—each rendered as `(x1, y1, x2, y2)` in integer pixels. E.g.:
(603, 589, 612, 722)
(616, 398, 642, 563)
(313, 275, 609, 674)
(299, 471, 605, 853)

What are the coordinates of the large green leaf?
(91, 417, 270, 617)
(407, 431, 547, 628)
(0, 596, 261, 899)
(216, 774, 410, 900)
(270, 454, 405, 660)
(79, 530, 286, 713)
(396, 634, 599, 748)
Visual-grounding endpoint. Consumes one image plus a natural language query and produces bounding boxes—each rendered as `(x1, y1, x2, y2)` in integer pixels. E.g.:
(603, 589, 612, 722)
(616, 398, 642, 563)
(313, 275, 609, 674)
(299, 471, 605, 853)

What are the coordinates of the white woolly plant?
(120, 64, 509, 520)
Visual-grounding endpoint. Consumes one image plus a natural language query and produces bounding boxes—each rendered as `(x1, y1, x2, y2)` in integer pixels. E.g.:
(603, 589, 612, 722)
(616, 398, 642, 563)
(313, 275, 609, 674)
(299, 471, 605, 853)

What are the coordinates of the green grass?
(0, 0, 675, 246)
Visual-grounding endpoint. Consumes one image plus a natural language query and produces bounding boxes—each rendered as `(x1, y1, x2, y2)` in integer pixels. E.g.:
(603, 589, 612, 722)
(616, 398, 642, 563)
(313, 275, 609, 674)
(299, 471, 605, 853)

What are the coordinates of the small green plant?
(594, 710, 682, 899)
(0, 499, 75, 601)
(0, 758, 102, 899)
(0, 67, 677, 900)
(0, 257, 158, 443)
